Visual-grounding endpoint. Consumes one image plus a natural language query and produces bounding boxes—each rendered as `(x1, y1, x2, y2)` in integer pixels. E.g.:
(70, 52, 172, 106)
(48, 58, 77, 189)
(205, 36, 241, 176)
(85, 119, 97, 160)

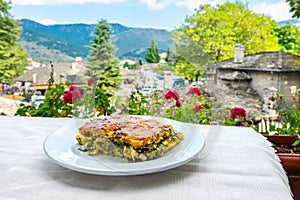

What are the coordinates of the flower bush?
(15, 81, 74, 117)
(121, 86, 211, 124)
(127, 90, 150, 115)
(268, 90, 300, 136)
(224, 107, 249, 126)
(146, 87, 211, 124)
(15, 64, 113, 118)
(266, 89, 300, 148)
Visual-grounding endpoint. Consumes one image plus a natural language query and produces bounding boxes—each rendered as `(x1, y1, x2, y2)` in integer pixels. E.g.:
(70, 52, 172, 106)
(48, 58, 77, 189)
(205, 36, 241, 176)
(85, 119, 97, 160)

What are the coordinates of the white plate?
(43, 116, 205, 176)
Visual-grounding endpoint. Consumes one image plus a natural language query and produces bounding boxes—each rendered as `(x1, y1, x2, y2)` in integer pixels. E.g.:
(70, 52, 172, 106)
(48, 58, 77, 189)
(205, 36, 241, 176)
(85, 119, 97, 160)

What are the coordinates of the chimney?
(32, 73, 37, 84)
(234, 44, 244, 63)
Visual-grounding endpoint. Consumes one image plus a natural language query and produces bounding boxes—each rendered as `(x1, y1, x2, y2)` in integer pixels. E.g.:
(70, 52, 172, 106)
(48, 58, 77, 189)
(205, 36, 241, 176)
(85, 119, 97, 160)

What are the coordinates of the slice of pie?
(75, 115, 184, 162)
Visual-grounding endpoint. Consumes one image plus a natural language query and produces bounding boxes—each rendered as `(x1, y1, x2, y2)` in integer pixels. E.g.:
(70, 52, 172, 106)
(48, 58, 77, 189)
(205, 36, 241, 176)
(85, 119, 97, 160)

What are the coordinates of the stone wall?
(248, 71, 278, 97)
(278, 71, 300, 105)
(248, 70, 300, 105)
(216, 68, 300, 106)
(204, 74, 265, 120)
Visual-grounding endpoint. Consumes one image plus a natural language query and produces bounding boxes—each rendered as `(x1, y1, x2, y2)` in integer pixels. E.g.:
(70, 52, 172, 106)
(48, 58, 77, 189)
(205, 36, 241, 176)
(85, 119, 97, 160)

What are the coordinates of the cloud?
(138, 0, 223, 10)
(149, 1, 292, 23)
(35, 19, 59, 25)
(35, 19, 73, 25)
(11, 0, 124, 6)
(250, 2, 293, 22)
(176, 0, 223, 11)
(139, 0, 175, 10)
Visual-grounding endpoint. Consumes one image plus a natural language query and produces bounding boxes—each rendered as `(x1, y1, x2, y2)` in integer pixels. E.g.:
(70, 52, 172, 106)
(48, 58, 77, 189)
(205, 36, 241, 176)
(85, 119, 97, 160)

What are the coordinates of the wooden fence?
(256, 118, 283, 134)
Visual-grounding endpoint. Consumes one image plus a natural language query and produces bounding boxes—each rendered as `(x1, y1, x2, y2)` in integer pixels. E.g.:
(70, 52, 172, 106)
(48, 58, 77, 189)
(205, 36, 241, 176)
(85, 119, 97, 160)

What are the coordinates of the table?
(0, 116, 293, 200)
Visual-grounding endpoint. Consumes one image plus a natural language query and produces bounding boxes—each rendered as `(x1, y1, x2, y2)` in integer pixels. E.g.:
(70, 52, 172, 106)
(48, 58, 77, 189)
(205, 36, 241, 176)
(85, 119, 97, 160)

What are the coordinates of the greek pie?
(75, 115, 184, 162)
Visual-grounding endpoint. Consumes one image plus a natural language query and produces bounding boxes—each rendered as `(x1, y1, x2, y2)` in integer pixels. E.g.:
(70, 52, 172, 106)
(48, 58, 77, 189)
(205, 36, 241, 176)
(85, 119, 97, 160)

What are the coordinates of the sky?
(9, 0, 294, 31)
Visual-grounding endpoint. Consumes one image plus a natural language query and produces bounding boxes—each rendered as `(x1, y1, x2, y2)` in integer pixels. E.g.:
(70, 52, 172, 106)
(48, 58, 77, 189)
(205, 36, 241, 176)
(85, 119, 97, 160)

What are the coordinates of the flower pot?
(277, 154, 300, 200)
(263, 135, 298, 145)
(278, 154, 300, 169)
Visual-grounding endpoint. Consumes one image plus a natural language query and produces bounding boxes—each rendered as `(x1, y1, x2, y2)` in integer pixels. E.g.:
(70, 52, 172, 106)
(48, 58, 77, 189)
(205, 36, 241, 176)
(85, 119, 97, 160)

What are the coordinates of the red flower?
(63, 86, 82, 104)
(88, 78, 95, 86)
(63, 91, 73, 104)
(165, 90, 181, 108)
(187, 87, 201, 96)
(63, 91, 72, 104)
(279, 95, 283, 100)
(165, 90, 180, 102)
(292, 96, 296, 101)
(230, 107, 246, 119)
(268, 96, 276, 101)
(193, 104, 204, 112)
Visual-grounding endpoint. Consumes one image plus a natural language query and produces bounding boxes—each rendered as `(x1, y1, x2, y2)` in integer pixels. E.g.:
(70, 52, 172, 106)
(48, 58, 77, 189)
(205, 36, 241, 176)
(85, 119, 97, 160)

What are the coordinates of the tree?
(85, 19, 121, 92)
(174, 2, 280, 62)
(123, 61, 130, 69)
(286, 0, 300, 18)
(275, 24, 299, 54)
(0, 0, 28, 84)
(138, 59, 143, 66)
(173, 34, 211, 81)
(165, 45, 176, 65)
(85, 19, 121, 115)
(145, 39, 160, 63)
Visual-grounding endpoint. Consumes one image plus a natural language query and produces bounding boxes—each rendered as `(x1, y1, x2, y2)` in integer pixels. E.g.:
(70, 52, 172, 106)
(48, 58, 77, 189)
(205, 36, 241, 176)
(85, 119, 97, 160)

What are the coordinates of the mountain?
(278, 19, 300, 27)
(18, 19, 173, 63)
(113, 28, 172, 59)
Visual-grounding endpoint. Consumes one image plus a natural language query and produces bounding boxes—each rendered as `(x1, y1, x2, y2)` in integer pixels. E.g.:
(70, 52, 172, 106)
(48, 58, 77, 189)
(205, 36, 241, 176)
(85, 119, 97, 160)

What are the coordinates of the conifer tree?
(145, 39, 160, 63)
(85, 19, 121, 92)
(123, 61, 130, 69)
(85, 19, 121, 115)
(0, 0, 28, 84)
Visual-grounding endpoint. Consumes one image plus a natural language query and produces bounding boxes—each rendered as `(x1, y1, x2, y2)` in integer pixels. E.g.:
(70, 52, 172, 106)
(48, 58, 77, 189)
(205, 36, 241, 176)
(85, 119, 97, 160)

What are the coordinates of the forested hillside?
(19, 19, 172, 63)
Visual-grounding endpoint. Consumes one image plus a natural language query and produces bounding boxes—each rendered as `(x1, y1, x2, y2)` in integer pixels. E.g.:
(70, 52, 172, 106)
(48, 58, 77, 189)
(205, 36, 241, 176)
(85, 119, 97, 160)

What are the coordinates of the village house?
(206, 44, 300, 121)
(15, 57, 86, 95)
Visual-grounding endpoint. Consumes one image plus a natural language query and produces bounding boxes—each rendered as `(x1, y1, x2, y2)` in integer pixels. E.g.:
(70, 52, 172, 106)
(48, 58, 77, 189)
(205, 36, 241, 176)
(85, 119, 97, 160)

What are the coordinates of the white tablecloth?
(0, 116, 293, 200)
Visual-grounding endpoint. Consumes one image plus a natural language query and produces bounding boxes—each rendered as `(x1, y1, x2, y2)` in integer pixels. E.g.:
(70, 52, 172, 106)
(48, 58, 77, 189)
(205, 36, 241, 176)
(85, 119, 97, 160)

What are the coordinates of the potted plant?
(265, 90, 300, 154)
(262, 89, 300, 198)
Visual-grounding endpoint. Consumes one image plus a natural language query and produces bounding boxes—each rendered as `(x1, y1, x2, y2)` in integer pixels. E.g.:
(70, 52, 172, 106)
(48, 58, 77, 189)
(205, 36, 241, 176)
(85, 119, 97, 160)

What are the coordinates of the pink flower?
(193, 104, 204, 112)
(230, 107, 246, 119)
(73, 89, 82, 101)
(88, 78, 95, 86)
(165, 90, 181, 108)
(187, 87, 201, 96)
(63, 86, 82, 104)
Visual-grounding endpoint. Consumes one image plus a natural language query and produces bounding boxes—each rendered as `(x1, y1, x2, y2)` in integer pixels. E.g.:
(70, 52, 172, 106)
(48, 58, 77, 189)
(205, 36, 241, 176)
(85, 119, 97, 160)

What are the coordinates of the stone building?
(209, 49, 300, 101)
(206, 46, 300, 119)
